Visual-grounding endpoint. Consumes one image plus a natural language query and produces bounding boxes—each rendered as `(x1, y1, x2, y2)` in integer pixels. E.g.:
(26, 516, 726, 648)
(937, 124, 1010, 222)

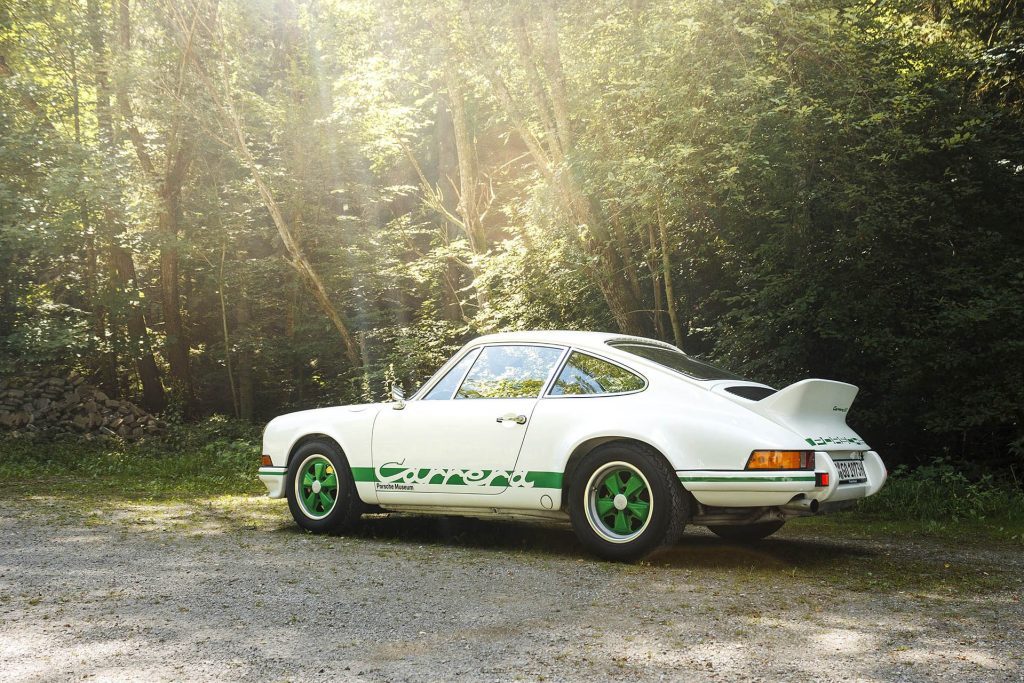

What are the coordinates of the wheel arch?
(561, 436, 680, 502)
(286, 432, 345, 467)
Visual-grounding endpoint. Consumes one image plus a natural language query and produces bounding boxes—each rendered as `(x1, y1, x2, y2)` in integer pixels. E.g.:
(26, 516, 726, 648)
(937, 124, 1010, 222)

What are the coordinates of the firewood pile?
(0, 373, 165, 440)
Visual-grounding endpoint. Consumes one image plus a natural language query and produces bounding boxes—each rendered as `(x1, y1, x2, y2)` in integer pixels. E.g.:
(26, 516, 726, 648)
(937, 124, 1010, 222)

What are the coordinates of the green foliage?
(0, 417, 262, 496)
(857, 458, 1024, 529)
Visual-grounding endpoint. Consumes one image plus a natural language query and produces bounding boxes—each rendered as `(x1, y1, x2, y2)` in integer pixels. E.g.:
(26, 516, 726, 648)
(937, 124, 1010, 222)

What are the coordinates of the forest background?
(1, 0, 1022, 483)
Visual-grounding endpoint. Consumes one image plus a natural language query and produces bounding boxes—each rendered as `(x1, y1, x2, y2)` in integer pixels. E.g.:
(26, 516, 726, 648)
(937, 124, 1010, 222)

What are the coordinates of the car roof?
(467, 330, 680, 355)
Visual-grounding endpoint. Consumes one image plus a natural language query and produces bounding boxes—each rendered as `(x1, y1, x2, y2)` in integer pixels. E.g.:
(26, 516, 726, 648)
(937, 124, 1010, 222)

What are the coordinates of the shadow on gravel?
(653, 535, 874, 570)
(341, 514, 587, 558)
(281, 513, 874, 569)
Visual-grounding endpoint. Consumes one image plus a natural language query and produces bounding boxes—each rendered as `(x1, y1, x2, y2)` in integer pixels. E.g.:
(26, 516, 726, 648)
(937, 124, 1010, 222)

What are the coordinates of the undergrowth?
(0, 415, 262, 496)
(801, 458, 1024, 544)
(858, 458, 1024, 524)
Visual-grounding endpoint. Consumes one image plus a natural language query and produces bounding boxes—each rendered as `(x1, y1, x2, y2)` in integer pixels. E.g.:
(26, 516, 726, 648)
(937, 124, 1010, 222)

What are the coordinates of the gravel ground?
(0, 494, 1021, 682)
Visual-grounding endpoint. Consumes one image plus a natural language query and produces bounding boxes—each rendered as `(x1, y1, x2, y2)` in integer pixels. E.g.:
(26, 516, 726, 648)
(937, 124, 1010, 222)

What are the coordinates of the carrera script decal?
(349, 464, 563, 491)
(804, 435, 866, 447)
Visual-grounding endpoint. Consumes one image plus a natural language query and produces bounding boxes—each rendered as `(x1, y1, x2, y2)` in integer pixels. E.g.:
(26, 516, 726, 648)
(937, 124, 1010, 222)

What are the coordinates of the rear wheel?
(568, 442, 688, 561)
(286, 440, 364, 534)
(707, 520, 784, 542)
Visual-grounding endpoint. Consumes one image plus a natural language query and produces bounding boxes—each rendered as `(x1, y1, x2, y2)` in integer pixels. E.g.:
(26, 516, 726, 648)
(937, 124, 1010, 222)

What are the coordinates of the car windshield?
(607, 342, 746, 381)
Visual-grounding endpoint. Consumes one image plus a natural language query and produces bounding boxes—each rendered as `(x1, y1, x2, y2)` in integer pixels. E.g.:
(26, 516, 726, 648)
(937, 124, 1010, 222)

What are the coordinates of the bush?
(0, 416, 263, 496)
(857, 458, 1024, 525)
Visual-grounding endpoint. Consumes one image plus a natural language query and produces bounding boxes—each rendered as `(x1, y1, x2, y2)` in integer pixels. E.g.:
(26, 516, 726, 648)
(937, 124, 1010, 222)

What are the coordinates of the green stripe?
(352, 467, 376, 482)
(525, 471, 564, 489)
(351, 466, 562, 489)
(259, 468, 286, 476)
(679, 475, 816, 483)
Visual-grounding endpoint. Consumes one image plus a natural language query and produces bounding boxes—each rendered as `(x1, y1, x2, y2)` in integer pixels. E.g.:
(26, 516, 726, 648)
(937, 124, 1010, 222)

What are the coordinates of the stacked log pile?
(0, 373, 165, 440)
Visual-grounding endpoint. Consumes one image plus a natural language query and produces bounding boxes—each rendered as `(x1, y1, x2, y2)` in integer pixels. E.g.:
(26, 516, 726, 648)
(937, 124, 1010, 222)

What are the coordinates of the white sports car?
(259, 331, 886, 560)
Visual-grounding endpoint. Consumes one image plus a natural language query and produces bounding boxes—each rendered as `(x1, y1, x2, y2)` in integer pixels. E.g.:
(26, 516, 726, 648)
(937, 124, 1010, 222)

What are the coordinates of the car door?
(371, 344, 566, 505)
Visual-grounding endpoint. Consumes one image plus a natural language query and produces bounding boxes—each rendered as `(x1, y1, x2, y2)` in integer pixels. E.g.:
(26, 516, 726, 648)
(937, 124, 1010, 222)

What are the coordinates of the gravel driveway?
(0, 493, 1021, 682)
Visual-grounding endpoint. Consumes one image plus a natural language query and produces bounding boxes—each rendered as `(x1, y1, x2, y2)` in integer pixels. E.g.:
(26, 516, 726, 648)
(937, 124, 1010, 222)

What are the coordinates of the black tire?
(707, 520, 784, 542)
(568, 442, 689, 561)
(286, 439, 365, 534)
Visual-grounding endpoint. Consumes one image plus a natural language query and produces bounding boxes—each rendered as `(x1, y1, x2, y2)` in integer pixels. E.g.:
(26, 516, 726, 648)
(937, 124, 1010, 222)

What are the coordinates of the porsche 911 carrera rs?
(259, 331, 886, 560)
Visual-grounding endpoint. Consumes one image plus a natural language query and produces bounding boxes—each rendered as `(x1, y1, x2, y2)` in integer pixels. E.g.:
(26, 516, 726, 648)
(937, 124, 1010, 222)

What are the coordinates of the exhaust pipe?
(782, 497, 819, 514)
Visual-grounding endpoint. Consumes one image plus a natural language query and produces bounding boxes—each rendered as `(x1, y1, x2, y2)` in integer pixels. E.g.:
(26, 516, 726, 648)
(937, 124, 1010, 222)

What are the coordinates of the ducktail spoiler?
(747, 379, 868, 449)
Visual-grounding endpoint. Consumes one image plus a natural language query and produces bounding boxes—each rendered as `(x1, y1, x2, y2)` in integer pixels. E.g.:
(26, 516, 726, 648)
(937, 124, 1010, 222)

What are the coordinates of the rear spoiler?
(746, 379, 868, 449)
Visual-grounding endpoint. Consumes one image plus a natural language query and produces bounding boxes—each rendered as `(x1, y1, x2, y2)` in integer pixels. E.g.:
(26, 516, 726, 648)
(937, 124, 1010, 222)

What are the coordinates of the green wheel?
(286, 439, 364, 534)
(586, 463, 653, 542)
(295, 454, 339, 519)
(569, 442, 689, 561)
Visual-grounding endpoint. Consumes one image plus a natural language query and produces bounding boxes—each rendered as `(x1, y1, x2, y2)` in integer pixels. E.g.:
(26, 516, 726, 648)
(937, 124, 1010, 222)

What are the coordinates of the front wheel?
(707, 520, 784, 542)
(568, 442, 689, 561)
(286, 440, 364, 534)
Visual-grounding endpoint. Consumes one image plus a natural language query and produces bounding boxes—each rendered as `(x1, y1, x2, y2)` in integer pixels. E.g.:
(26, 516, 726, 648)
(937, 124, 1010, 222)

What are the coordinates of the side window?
(456, 345, 564, 399)
(550, 352, 645, 396)
(423, 349, 480, 400)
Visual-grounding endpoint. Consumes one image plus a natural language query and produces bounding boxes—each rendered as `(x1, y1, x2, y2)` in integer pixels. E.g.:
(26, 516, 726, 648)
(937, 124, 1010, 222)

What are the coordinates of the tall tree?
(114, 0, 196, 408)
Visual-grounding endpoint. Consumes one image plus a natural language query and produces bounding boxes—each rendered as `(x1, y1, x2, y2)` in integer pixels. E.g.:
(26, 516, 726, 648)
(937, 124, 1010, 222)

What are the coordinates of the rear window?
(607, 342, 745, 381)
(549, 352, 645, 396)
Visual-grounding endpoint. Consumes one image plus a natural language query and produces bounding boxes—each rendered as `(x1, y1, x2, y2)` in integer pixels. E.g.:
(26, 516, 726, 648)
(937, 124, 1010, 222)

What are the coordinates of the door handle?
(496, 413, 527, 425)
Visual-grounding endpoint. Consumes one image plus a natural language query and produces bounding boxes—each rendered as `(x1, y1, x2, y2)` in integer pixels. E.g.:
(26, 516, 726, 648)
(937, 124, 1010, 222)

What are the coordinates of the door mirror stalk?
(391, 383, 406, 410)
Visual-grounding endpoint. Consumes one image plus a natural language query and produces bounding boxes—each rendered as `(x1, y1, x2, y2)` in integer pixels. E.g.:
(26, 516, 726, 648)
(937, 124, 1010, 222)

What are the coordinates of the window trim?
(439, 343, 569, 401)
(544, 347, 648, 399)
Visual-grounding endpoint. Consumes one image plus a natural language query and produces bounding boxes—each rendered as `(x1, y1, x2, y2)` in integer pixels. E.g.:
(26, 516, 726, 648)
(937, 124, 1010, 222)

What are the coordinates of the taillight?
(745, 450, 815, 470)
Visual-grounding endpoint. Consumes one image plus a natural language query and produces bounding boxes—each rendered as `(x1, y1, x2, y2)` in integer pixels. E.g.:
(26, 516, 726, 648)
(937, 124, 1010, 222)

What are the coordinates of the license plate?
(835, 459, 867, 483)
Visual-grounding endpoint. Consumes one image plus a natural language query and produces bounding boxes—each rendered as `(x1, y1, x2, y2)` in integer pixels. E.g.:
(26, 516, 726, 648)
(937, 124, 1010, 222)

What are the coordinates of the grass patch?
(0, 415, 263, 497)
(859, 459, 1024, 524)
(792, 459, 1024, 546)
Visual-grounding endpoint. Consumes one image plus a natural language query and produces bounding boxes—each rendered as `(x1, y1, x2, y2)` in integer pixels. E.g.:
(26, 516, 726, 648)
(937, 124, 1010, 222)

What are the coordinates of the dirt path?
(0, 494, 1021, 682)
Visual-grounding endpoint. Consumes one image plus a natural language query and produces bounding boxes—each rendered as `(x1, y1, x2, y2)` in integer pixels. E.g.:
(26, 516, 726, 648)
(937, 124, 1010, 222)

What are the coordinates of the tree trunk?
(657, 204, 685, 349)
(115, 0, 195, 408)
(236, 284, 254, 422)
(107, 238, 167, 413)
(646, 221, 665, 340)
(225, 100, 362, 367)
(443, 65, 489, 308)
(92, 0, 166, 412)
(217, 243, 239, 418)
(445, 68, 487, 256)
(157, 160, 195, 405)
(433, 86, 468, 321)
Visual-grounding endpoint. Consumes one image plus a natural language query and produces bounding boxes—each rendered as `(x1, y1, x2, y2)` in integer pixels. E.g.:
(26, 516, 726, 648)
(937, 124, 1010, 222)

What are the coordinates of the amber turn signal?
(745, 450, 815, 470)
(260, 454, 273, 467)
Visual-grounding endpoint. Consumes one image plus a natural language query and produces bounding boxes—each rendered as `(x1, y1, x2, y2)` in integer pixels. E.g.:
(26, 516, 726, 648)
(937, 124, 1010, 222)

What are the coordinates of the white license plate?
(835, 459, 867, 483)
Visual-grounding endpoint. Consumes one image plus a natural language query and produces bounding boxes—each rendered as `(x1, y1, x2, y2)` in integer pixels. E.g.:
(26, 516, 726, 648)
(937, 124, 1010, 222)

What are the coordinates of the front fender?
(261, 404, 382, 501)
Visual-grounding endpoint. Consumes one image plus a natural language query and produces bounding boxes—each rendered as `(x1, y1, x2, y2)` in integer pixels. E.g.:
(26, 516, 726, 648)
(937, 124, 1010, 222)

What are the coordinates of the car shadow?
(653, 534, 874, 570)
(276, 513, 876, 568)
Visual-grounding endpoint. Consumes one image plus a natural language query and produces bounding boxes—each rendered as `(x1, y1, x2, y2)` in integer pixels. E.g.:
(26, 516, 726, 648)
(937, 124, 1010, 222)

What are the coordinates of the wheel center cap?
(311, 480, 322, 494)
(613, 493, 628, 510)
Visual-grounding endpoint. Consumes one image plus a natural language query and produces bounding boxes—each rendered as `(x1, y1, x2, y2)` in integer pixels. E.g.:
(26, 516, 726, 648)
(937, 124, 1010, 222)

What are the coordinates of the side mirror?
(390, 383, 406, 409)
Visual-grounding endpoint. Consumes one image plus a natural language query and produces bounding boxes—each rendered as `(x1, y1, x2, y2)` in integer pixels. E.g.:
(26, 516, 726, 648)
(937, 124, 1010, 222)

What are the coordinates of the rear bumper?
(678, 450, 886, 508)
(258, 466, 287, 498)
